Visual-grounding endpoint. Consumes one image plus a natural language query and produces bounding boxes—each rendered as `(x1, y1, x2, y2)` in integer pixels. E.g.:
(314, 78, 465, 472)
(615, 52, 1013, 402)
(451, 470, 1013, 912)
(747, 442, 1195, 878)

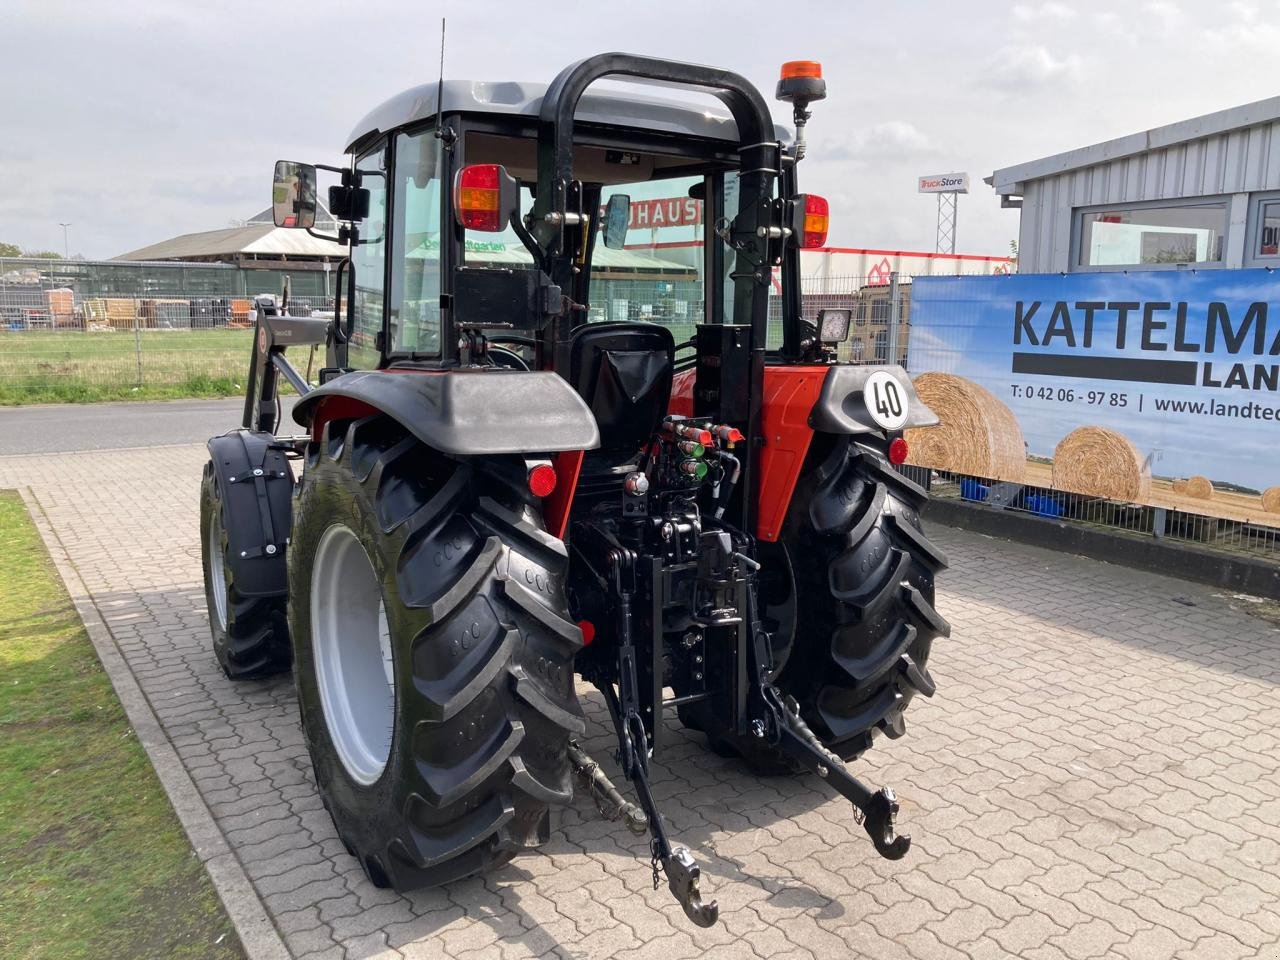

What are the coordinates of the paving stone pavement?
(5, 442, 1280, 960)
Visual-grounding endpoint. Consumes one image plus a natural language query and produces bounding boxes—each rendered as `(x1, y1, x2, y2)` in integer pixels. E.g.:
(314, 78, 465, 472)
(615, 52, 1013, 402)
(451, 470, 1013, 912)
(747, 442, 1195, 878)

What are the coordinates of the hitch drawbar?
(592, 547, 911, 927)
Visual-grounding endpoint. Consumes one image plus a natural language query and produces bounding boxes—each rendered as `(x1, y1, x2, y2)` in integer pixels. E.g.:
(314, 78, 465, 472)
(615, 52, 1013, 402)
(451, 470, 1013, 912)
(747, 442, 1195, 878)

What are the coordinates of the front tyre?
(200, 463, 291, 679)
(288, 414, 584, 890)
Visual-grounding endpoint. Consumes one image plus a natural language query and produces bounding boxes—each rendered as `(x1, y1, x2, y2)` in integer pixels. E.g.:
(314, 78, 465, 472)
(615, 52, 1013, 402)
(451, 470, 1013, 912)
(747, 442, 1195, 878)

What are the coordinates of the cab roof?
(345, 79, 791, 154)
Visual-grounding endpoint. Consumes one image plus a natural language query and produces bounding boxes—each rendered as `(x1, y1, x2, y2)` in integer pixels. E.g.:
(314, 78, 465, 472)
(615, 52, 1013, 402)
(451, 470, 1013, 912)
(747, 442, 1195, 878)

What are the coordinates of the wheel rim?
(310, 524, 395, 786)
(207, 510, 229, 633)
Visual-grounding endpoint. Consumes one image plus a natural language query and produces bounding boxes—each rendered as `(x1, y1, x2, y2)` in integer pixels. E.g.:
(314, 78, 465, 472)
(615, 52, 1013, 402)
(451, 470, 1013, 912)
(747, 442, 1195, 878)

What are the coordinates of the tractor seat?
(567, 321, 674, 472)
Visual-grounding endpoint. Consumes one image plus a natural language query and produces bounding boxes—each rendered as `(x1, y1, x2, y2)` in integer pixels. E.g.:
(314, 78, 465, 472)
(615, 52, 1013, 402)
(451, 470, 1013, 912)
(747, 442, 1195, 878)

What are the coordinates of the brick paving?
(4, 442, 1280, 960)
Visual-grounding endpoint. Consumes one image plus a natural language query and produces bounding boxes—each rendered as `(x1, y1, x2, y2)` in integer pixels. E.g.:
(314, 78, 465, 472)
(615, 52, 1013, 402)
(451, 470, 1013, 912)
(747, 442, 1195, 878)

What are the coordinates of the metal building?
(989, 95, 1280, 274)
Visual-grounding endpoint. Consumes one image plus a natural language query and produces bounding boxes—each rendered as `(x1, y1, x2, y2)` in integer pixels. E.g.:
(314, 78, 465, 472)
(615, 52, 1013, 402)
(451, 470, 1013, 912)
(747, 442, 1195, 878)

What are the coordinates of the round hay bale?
(1051, 426, 1151, 502)
(1263, 486, 1280, 514)
(904, 373, 1026, 481)
(1171, 478, 1188, 494)
(1184, 475, 1214, 500)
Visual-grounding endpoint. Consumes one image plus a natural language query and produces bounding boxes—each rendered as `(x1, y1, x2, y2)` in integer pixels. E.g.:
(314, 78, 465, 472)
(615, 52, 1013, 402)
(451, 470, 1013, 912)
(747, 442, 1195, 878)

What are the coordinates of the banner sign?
(906, 271, 1280, 527)
(628, 196, 702, 229)
(917, 173, 969, 194)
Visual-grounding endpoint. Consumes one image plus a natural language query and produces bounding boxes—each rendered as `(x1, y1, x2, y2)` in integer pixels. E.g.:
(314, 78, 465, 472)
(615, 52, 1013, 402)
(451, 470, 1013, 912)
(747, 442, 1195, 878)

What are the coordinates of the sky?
(4, 0, 1280, 260)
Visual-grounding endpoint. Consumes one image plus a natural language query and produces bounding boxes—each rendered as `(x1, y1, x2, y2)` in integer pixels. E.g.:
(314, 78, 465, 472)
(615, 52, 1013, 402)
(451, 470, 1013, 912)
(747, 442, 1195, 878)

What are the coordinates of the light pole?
(58, 222, 72, 259)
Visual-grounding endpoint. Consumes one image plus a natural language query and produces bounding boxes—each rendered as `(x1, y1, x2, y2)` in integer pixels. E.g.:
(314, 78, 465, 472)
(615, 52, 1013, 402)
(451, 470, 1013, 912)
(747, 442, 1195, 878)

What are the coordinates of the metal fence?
(4, 255, 1273, 567)
(902, 466, 1280, 565)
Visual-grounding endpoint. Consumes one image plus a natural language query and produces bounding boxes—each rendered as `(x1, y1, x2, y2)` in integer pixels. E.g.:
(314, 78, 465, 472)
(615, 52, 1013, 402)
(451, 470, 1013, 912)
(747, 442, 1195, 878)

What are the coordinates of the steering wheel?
(486, 334, 535, 371)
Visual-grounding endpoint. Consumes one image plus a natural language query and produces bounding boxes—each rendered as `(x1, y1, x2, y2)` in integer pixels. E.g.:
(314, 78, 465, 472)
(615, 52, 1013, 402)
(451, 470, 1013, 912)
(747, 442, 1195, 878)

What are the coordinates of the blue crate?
(960, 478, 990, 502)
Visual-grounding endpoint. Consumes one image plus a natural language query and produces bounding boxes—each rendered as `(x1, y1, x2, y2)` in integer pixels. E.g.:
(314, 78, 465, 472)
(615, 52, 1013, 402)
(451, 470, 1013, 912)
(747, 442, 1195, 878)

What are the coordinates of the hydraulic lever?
(599, 548, 719, 928)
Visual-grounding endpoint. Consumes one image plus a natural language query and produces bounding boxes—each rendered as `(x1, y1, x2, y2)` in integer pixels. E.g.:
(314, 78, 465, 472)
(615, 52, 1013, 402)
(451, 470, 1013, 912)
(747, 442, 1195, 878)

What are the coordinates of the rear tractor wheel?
(682, 435, 949, 766)
(288, 414, 584, 889)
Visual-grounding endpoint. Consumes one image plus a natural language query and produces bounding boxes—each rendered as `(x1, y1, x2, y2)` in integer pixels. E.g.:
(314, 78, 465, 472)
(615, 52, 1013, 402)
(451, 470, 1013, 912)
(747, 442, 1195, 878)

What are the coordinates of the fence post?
(133, 307, 144, 388)
(887, 271, 901, 365)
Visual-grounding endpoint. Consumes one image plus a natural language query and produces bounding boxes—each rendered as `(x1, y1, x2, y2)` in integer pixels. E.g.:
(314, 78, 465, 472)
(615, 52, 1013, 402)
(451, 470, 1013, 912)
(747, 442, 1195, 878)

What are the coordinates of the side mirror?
(273, 161, 318, 229)
(602, 194, 631, 250)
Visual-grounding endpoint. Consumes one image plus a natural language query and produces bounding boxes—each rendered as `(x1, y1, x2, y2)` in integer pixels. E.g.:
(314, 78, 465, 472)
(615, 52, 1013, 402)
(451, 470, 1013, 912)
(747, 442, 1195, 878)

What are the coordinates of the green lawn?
(0, 329, 272, 405)
(0, 492, 245, 960)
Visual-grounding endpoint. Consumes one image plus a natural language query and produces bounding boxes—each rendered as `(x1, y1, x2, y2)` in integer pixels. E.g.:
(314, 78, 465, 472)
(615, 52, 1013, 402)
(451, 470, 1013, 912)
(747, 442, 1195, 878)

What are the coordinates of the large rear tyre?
(200, 463, 291, 679)
(288, 414, 584, 890)
(682, 436, 949, 767)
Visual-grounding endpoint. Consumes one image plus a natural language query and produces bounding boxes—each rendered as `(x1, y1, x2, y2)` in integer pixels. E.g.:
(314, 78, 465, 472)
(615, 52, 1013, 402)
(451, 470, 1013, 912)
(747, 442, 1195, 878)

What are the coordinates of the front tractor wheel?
(200, 464, 291, 679)
(288, 414, 584, 890)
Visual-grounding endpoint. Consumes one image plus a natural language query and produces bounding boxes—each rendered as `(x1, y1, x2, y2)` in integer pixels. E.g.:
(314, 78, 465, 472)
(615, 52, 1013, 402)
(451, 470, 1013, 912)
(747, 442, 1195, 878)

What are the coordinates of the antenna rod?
(434, 18, 446, 138)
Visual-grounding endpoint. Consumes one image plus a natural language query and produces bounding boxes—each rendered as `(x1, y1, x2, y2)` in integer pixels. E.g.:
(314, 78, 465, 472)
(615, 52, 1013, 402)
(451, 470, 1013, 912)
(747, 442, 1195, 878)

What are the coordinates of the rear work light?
(454, 163, 518, 232)
(888, 437, 910, 465)
(527, 463, 557, 498)
(794, 194, 829, 248)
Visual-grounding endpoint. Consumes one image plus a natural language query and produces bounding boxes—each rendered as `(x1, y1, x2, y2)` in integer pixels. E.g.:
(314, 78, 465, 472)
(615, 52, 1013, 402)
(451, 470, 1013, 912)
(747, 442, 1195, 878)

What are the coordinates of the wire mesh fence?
(901, 465, 1280, 564)
(4, 255, 1275, 570)
(0, 258, 335, 402)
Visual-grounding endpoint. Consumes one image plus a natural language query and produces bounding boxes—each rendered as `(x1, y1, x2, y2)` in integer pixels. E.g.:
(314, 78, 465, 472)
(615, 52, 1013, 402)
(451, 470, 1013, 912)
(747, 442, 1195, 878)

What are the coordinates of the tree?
(0, 242, 20, 258)
(23, 250, 62, 259)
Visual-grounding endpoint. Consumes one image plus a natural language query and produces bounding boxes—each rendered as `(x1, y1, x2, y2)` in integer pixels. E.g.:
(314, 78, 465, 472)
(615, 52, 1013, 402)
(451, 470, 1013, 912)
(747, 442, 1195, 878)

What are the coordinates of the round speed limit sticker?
(863, 370, 910, 431)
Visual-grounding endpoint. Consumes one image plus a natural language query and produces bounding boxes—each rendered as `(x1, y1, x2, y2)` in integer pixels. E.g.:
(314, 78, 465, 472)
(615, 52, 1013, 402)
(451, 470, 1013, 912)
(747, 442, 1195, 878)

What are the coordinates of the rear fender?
(293, 368, 599, 542)
(672, 365, 936, 542)
(206, 430, 293, 598)
(293, 368, 601, 455)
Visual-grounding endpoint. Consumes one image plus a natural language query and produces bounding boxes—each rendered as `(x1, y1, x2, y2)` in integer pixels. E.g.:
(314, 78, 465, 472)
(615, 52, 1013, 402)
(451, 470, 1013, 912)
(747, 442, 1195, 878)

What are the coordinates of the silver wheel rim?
(310, 524, 395, 786)
(208, 510, 228, 632)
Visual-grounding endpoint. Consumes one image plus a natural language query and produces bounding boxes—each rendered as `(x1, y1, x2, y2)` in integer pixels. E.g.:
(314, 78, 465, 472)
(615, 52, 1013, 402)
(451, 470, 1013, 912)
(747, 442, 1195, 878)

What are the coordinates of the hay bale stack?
(1262, 487, 1280, 514)
(1051, 426, 1151, 502)
(905, 372, 1026, 481)
(1184, 476, 1214, 500)
(1172, 479, 1188, 494)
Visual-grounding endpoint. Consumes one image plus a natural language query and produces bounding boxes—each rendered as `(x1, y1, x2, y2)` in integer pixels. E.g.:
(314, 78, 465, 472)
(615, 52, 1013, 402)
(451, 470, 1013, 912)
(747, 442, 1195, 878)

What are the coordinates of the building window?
(1077, 201, 1226, 268)
(874, 329, 888, 362)
(1258, 201, 1280, 257)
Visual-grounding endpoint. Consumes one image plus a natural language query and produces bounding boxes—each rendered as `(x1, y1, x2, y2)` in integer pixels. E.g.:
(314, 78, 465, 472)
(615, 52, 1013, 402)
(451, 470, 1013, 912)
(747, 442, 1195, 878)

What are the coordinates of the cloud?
(1012, 2, 1076, 21)
(824, 121, 936, 163)
(979, 44, 1083, 90)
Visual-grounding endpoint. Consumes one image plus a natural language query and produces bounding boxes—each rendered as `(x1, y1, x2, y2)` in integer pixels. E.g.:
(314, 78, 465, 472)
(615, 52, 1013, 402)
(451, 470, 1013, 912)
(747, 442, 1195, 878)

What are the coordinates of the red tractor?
(201, 53, 948, 926)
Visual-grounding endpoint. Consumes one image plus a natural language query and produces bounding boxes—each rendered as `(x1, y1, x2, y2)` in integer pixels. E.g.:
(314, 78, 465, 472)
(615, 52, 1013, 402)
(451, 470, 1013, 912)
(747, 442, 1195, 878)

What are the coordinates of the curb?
(21, 487, 292, 960)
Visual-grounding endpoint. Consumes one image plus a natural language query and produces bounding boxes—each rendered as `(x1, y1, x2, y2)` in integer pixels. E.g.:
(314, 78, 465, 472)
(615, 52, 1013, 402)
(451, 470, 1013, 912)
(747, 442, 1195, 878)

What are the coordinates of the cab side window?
(349, 145, 388, 369)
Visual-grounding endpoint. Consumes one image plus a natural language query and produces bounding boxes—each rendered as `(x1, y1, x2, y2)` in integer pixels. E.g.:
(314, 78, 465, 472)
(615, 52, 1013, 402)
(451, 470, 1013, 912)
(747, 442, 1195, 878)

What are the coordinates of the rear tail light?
(888, 437, 909, 465)
(795, 194, 829, 248)
(577, 620, 596, 646)
(527, 463, 557, 498)
(454, 163, 516, 232)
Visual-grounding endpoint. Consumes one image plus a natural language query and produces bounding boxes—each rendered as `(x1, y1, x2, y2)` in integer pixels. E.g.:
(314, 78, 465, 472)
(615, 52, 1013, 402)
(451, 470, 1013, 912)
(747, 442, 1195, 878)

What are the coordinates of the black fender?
(291, 368, 601, 455)
(206, 430, 293, 598)
(810, 364, 938, 435)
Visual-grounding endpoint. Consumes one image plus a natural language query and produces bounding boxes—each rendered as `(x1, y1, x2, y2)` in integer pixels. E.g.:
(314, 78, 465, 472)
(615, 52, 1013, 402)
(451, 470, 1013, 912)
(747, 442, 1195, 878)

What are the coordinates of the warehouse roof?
(988, 94, 1280, 196)
(114, 200, 347, 262)
(114, 225, 348, 261)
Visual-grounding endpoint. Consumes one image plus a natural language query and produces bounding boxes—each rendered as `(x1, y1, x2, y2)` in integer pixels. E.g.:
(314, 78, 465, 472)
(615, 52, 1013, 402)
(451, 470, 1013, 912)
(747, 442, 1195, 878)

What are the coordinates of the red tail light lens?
(888, 437, 909, 465)
(577, 619, 596, 646)
(527, 463, 557, 498)
(798, 194, 829, 248)
(455, 164, 506, 231)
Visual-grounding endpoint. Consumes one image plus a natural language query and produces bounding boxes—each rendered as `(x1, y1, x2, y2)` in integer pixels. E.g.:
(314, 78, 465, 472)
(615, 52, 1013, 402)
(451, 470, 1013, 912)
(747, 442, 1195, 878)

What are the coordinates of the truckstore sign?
(905, 271, 1280, 527)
